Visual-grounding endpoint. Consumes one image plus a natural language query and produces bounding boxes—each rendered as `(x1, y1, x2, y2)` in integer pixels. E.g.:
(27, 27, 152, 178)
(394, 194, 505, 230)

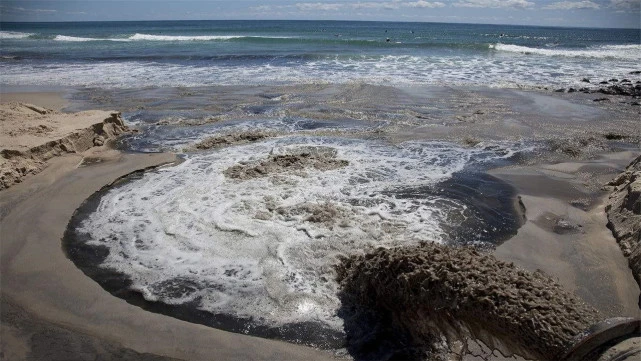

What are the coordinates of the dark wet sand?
(0, 153, 337, 361)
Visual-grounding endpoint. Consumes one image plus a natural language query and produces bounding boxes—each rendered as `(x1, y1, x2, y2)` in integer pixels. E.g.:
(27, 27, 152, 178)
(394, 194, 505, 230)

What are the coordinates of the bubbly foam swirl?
(74, 137, 521, 331)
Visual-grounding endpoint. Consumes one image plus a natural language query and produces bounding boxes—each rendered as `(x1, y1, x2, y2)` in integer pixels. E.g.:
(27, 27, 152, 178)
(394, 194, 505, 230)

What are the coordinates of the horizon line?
(1, 18, 639, 31)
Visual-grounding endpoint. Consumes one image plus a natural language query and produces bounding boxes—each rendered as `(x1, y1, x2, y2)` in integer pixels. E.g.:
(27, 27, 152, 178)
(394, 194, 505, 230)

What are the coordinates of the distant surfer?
(386, 37, 390, 42)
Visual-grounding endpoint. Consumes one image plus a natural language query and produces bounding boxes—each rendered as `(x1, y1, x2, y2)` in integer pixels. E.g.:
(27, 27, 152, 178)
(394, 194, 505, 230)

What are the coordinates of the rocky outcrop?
(605, 155, 641, 287)
(336, 243, 601, 361)
(1, 106, 128, 190)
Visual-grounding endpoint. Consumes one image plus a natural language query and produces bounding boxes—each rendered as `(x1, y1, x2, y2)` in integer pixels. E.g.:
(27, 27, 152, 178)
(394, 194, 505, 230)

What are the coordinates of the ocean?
(5, 20, 639, 351)
(1, 20, 640, 89)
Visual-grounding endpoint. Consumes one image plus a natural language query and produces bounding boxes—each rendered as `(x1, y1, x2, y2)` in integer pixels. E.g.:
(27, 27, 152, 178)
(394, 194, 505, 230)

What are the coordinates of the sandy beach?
(1, 86, 640, 361)
(0, 93, 339, 361)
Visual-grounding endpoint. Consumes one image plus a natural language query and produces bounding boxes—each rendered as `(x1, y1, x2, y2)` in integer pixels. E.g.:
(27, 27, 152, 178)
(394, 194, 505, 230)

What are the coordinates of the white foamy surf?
(2, 50, 637, 89)
(492, 43, 641, 60)
(49, 33, 295, 42)
(54, 35, 131, 42)
(0, 31, 33, 39)
(129, 33, 246, 41)
(76, 137, 522, 331)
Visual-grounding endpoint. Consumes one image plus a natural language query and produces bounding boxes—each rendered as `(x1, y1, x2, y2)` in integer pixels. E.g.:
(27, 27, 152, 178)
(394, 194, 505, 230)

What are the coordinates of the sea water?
(1, 20, 639, 89)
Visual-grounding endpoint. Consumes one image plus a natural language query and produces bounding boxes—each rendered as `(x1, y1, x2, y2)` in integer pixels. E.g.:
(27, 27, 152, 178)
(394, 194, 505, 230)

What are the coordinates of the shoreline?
(0, 151, 337, 361)
(1, 88, 640, 360)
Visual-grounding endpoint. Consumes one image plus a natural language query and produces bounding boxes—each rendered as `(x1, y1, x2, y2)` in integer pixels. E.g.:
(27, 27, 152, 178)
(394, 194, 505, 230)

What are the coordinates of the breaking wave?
(491, 43, 641, 60)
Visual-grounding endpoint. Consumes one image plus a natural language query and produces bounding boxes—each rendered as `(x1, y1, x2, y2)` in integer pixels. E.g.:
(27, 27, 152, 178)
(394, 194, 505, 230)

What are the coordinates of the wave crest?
(0, 31, 33, 39)
(54, 35, 130, 42)
(492, 43, 641, 60)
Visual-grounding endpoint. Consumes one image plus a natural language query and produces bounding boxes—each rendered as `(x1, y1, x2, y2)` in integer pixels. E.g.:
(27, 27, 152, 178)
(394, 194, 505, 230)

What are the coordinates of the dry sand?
(0, 92, 68, 111)
(0, 99, 129, 190)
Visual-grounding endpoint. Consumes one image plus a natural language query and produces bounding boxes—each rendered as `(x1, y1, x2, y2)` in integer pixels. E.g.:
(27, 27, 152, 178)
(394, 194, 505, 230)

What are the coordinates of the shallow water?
(65, 134, 527, 347)
(2, 21, 639, 89)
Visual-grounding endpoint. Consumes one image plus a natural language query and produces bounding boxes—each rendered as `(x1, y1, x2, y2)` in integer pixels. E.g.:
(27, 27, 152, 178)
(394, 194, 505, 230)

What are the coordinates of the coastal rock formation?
(0, 103, 128, 190)
(336, 243, 601, 361)
(605, 155, 641, 288)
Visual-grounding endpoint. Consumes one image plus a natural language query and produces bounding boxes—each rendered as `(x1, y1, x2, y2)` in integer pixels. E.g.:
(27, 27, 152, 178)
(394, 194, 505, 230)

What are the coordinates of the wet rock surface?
(605, 155, 641, 290)
(336, 242, 601, 361)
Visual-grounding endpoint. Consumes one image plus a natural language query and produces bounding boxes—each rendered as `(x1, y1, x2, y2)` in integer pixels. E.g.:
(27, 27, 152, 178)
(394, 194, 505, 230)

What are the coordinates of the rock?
(593, 98, 610, 102)
(629, 70, 641, 75)
(93, 135, 105, 146)
(605, 156, 641, 289)
(568, 88, 577, 93)
(600, 81, 609, 85)
(609, 78, 619, 82)
(553, 218, 582, 234)
(582, 78, 591, 83)
(604, 132, 625, 140)
(555, 88, 566, 92)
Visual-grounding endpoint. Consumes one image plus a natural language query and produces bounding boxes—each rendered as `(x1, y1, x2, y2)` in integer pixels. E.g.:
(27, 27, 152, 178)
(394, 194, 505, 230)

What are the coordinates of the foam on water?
(2, 49, 637, 89)
(0, 53, 636, 88)
(75, 137, 521, 331)
(129, 33, 247, 41)
(492, 43, 641, 60)
(54, 35, 131, 42)
(0, 31, 33, 39)
(49, 33, 296, 42)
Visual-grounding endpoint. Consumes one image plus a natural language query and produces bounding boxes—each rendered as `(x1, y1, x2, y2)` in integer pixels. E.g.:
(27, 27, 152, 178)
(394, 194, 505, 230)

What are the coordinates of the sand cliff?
(605, 155, 641, 289)
(0, 102, 128, 190)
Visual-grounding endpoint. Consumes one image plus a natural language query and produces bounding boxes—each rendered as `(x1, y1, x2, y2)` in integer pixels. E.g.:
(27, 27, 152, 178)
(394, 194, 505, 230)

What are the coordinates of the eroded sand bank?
(0, 100, 129, 190)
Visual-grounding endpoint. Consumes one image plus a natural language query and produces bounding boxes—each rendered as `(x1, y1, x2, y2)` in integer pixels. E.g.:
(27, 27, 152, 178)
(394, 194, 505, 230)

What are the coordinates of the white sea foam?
(0, 31, 33, 39)
(492, 43, 641, 60)
(129, 33, 244, 41)
(54, 35, 131, 42)
(50, 33, 294, 42)
(76, 137, 521, 330)
(1, 49, 638, 89)
(129, 33, 293, 41)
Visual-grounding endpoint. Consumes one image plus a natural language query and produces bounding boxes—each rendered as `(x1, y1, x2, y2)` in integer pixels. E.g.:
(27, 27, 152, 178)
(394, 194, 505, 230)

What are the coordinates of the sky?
(1, 0, 639, 28)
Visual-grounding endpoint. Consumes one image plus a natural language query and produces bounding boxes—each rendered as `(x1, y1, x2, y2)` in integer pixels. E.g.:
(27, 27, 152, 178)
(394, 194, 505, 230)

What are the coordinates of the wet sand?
(0, 152, 338, 361)
(492, 152, 641, 317)
(1, 88, 640, 360)
(0, 92, 337, 361)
